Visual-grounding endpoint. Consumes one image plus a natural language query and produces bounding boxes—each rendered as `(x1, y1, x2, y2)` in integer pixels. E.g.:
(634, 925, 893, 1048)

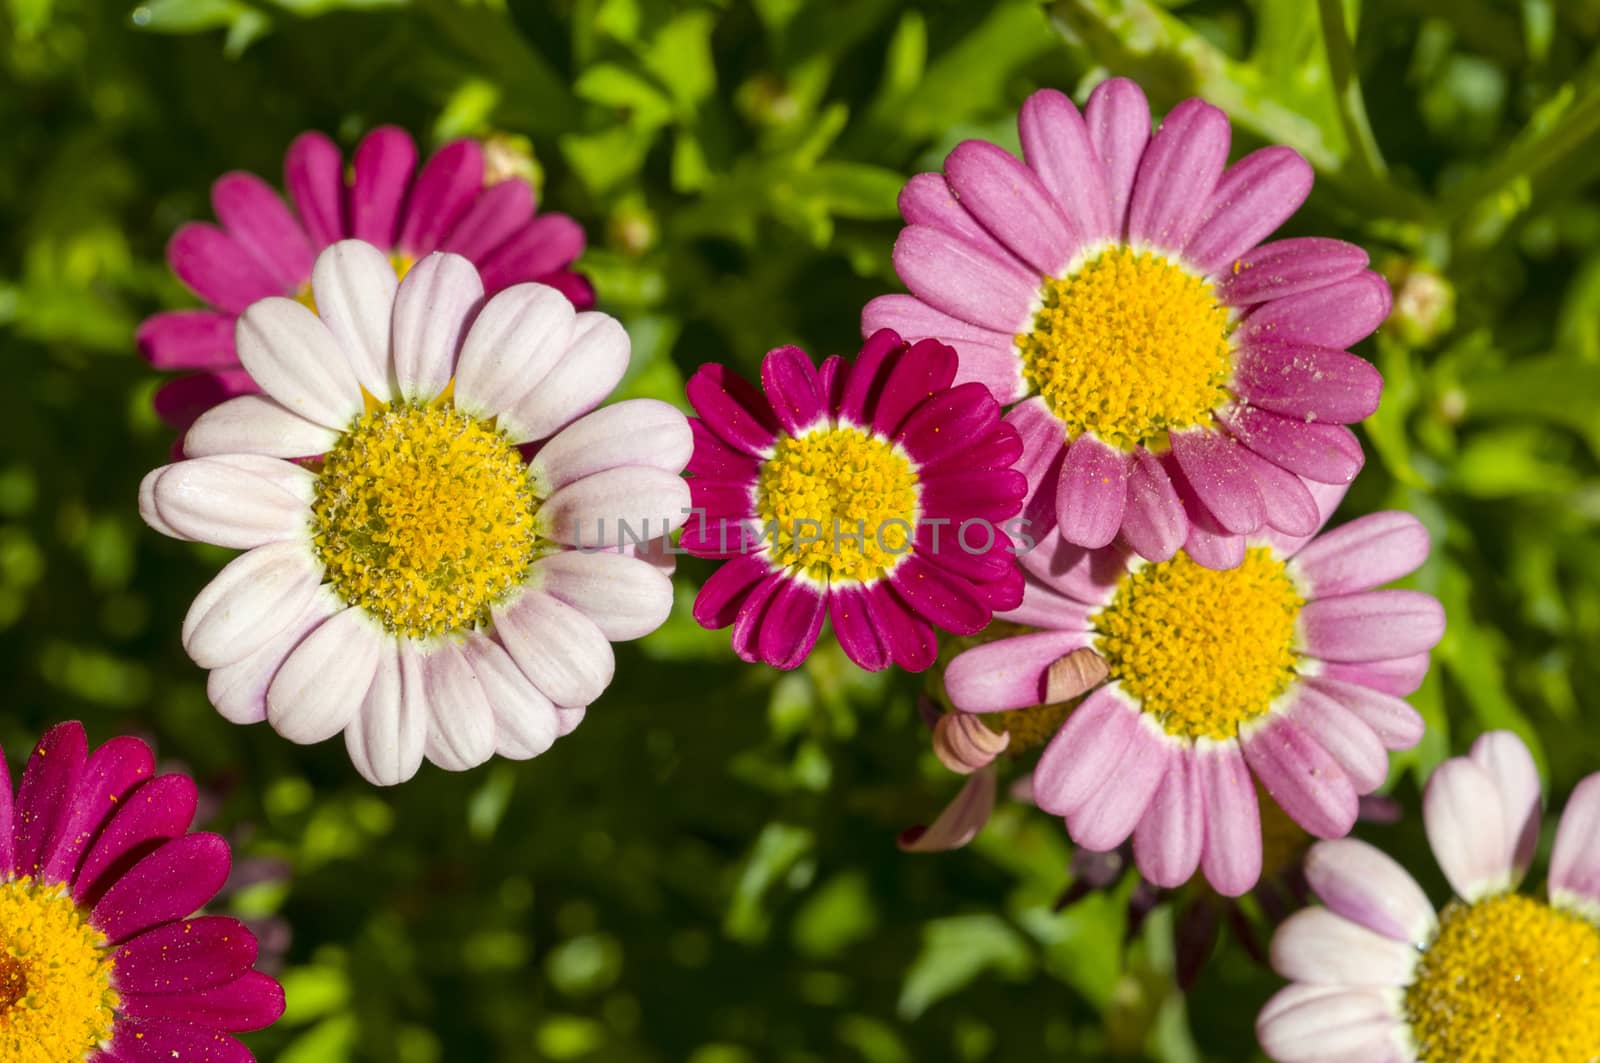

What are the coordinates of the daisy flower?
(0, 721, 284, 1061)
(862, 78, 1391, 562)
(140, 127, 592, 432)
(1259, 731, 1600, 1062)
(682, 330, 1027, 672)
(942, 482, 1444, 895)
(139, 240, 691, 785)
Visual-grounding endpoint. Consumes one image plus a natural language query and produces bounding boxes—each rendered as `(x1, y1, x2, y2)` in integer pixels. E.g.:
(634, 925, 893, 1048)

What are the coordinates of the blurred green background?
(3, 0, 1600, 1058)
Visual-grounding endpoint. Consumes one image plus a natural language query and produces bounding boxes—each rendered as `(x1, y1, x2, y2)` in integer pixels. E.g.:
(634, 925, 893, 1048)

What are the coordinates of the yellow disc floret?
(312, 400, 542, 639)
(0, 877, 119, 1062)
(1093, 547, 1304, 740)
(755, 426, 920, 583)
(1405, 893, 1600, 1062)
(1018, 245, 1233, 451)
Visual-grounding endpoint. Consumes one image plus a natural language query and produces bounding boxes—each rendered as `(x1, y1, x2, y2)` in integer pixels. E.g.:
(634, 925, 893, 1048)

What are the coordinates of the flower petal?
(397, 139, 485, 256)
(266, 606, 383, 745)
(1424, 754, 1513, 901)
(1220, 405, 1365, 485)
(1551, 773, 1600, 919)
(167, 223, 281, 314)
(899, 769, 997, 852)
(350, 126, 417, 248)
(1082, 77, 1150, 236)
(477, 213, 587, 293)
(1297, 590, 1445, 662)
(1305, 677, 1425, 752)
(1069, 715, 1172, 851)
(1032, 686, 1141, 817)
(344, 640, 427, 787)
(1242, 713, 1359, 839)
(892, 224, 1038, 333)
(1469, 730, 1542, 890)
(1197, 738, 1262, 896)
(538, 466, 691, 546)
(118, 970, 285, 1033)
(453, 282, 577, 421)
(1127, 98, 1231, 252)
(534, 550, 674, 641)
(421, 642, 497, 772)
(93, 833, 231, 944)
(501, 311, 629, 443)
(1170, 429, 1266, 535)
(391, 251, 484, 401)
(1237, 271, 1393, 350)
(1303, 838, 1436, 946)
(181, 541, 323, 669)
(945, 630, 1092, 713)
(309, 239, 399, 401)
(493, 589, 616, 706)
(1184, 146, 1313, 276)
(136, 310, 239, 371)
(73, 775, 198, 908)
(1215, 237, 1370, 306)
(1269, 907, 1419, 987)
(113, 916, 258, 994)
(1285, 684, 1389, 796)
(1119, 447, 1187, 562)
(944, 139, 1077, 276)
(207, 589, 342, 726)
(150, 458, 308, 550)
(1054, 434, 1131, 549)
(183, 394, 341, 459)
(1132, 742, 1203, 888)
(1256, 984, 1410, 1063)
(1287, 512, 1430, 598)
(462, 637, 560, 760)
(1233, 342, 1384, 425)
(1018, 87, 1112, 243)
(283, 130, 346, 247)
(212, 171, 315, 291)
(235, 297, 364, 429)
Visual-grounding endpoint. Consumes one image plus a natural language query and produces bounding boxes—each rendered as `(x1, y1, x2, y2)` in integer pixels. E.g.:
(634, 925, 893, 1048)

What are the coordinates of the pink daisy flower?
(942, 482, 1444, 896)
(863, 78, 1392, 563)
(0, 721, 284, 1061)
(683, 329, 1027, 672)
(1259, 731, 1600, 1062)
(140, 127, 592, 433)
(139, 241, 690, 785)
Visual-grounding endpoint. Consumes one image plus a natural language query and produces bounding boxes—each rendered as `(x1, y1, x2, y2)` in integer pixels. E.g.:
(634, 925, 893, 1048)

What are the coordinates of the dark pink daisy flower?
(0, 721, 284, 1061)
(139, 127, 592, 433)
(863, 78, 1392, 566)
(683, 329, 1028, 672)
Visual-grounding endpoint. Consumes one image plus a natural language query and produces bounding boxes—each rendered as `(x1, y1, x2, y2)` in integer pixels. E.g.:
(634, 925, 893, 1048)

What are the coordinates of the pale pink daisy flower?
(138, 240, 690, 785)
(942, 482, 1443, 895)
(863, 78, 1391, 564)
(1259, 731, 1600, 1062)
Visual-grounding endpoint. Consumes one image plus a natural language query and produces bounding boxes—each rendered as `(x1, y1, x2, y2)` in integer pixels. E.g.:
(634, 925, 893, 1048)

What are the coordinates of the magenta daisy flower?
(0, 721, 284, 1061)
(139, 241, 690, 785)
(683, 329, 1027, 672)
(140, 127, 592, 432)
(942, 483, 1444, 895)
(1259, 731, 1600, 1062)
(862, 78, 1391, 563)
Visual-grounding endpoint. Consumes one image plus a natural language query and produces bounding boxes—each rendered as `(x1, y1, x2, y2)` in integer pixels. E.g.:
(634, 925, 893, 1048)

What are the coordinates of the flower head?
(863, 79, 1392, 564)
(943, 483, 1444, 895)
(682, 330, 1027, 672)
(0, 722, 284, 1061)
(1259, 731, 1600, 1062)
(140, 128, 592, 434)
(139, 240, 691, 785)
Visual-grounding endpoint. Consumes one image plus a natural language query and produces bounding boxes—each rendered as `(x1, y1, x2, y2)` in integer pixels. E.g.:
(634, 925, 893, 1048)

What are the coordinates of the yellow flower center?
(294, 250, 417, 313)
(1017, 245, 1234, 451)
(0, 877, 119, 1063)
(312, 400, 543, 639)
(1405, 893, 1600, 1062)
(1092, 547, 1304, 740)
(755, 426, 920, 583)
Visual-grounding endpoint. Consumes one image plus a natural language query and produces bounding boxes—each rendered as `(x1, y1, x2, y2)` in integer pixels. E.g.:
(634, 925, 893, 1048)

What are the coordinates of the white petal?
(492, 589, 615, 707)
(236, 297, 364, 429)
(266, 605, 383, 745)
(390, 252, 483, 400)
(202, 453, 317, 505)
(345, 639, 428, 786)
(1468, 730, 1542, 888)
(184, 394, 341, 459)
(554, 705, 586, 736)
(1303, 839, 1436, 947)
(206, 589, 342, 725)
(420, 641, 497, 772)
(151, 458, 308, 549)
(1423, 755, 1513, 901)
(311, 239, 399, 401)
(537, 466, 692, 546)
(462, 637, 559, 760)
(1551, 774, 1600, 920)
(502, 311, 629, 444)
(1269, 908, 1419, 987)
(139, 465, 191, 541)
(532, 550, 674, 641)
(181, 541, 323, 669)
(528, 399, 693, 496)
(454, 283, 576, 420)
(1256, 984, 1410, 1063)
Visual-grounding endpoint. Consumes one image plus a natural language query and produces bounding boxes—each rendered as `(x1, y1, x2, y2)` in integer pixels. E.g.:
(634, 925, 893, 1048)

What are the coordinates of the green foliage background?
(3, 0, 1600, 1058)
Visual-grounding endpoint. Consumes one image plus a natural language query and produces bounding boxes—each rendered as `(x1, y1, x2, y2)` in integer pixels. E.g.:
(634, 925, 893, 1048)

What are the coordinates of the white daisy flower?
(140, 240, 692, 785)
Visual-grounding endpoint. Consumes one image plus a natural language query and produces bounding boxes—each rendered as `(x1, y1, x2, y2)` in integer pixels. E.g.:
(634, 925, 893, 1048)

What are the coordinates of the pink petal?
(1170, 428, 1265, 535)
(1068, 715, 1172, 851)
(1287, 511, 1430, 598)
(1468, 731, 1542, 888)
(167, 223, 282, 314)
(93, 833, 232, 944)
(1285, 685, 1389, 795)
(1215, 237, 1370, 307)
(1221, 404, 1365, 485)
(1297, 590, 1445, 663)
(11, 721, 88, 881)
(1032, 686, 1141, 817)
(1054, 434, 1130, 549)
(1241, 713, 1359, 839)
(74, 775, 198, 907)
(1184, 146, 1313, 276)
(1082, 77, 1150, 237)
(1552, 773, 1600, 918)
(1126, 98, 1231, 252)
(1018, 87, 1112, 243)
(1233, 342, 1384, 424)
(1303, 838, 1436, 945)
(1197, 739, 1263, 896)
(760, 345, 826, 435)
(211, 171, 315, 291)
(283, 130, 346, 247)
(944, 630, 1093, 713)
(1304, 676, 1424, 751)
(476, 213, 587, 293)
(1132, 743, 1203, 888)
(1236, 271, 1393, 350)
(1118, 447, 1187, 562)
(892, 224, 1039, 333)
(439, 178, 535, 263)
(397, 139, 485, 255)
(899, 768, 997, 852)
(943, 139, 1076, 275)
(136, 310, 238, 371)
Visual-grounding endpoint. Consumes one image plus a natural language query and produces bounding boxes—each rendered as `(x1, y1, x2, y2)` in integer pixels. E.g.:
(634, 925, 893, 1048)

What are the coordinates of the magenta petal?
(920, 468, 1026, 524)
(477, 213, 586, 292)
(1286, 685, 1389, 795)
(829, 584, 889, 671)
(760, 345, 827, 435)
(692, 554, 771, 630)
(685, 363, 780, 456)
(1237, 271, 1393, 349)
(167, 223, 282, 314)
(1033, 687, 1140, 817)
(1197, 740, 1262, 896)
(1306, 676, 1424, 751)
(895, 383, 1002, 467)
(0, 741, 11, 874)
(755, 578, 827, 670)
(93, 833, 232, 945)
(152, 371, 260, 433)
(74, 775, 199, 908)
(944, 139, 1077, 275)
(1221, 405, 1365, 485)
(945, 630, 1092, 713)
(111, 1019, 251, 1063)
(1318, 653, 1431, 698)
(397, 139, 485, 255)
(1083, 77, 1150, 237)
(729, 571, 784, 663)
(836, 328, 905, 426)
(1054, 434, 1130, 549)
(536, 269, 596, 310)
(12, 721, 88, 881)
(1126, 98, 1231, 252)
(212, 171, 315, 291)
(1133, 743, 1204, 888)
(870, 338, 958, 439)
(349, 125, 418, 248)
(40, 736, 155, 886)
(1242, 715, 1359, 840)
(1118, 447, 1186, 562)
(1234, 342, 1383, 424)
(860, 296, 1025, 403)
(1215, 237, 1370, 306)
(1297, 590, 1445, 663)
(1068, 719, 1172, 851)
(439, 178, 535, 263)
(889, 554, 989, 635)
(1184, 146, 1314, 276)
(1287, 511, 1430, 597)
(114, 916, 257, 994)
(864, 583, 939, 672)
(1018, 88, 1113, 243)
(283, 130, 347, 247)
(892, 224, 1039, 333)
(687, 419, 761, 482)
(118, 970, 285, 1033)
(136, 311, 238, 372)
(929, 422, 1023, 474)
(1170, 429, 1265, 535)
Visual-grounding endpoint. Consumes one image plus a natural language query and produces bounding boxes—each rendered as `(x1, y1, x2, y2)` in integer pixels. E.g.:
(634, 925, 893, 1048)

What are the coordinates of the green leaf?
(898, 914, 1034, 1019)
